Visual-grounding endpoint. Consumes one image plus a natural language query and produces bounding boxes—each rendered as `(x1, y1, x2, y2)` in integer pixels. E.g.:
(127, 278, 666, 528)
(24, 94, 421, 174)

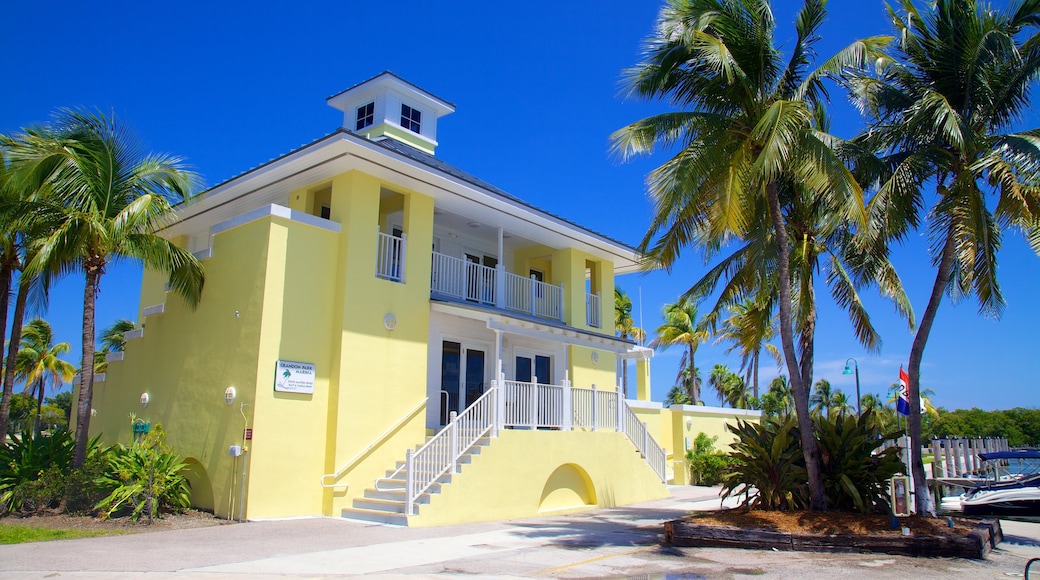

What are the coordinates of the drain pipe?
(238, 402, 252, 522)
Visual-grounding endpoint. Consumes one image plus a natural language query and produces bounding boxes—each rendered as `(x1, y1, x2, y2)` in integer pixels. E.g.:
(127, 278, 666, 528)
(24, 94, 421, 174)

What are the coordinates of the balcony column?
(495, 227, 505, 308)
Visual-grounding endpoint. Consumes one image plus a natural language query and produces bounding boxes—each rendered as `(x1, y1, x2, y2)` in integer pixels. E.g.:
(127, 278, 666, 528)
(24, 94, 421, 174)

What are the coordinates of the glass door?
(440, 341, 488, 425)
(515, 354, 551, 384)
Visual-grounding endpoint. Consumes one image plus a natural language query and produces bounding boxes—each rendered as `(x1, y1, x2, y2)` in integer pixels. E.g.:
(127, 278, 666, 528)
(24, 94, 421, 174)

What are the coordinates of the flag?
(897, 366, 911, 416)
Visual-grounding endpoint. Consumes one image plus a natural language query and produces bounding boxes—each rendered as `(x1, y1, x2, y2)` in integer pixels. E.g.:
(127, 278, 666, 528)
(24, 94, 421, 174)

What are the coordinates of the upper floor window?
(400, 104, 421, 133)
(355, 102, 375, 131)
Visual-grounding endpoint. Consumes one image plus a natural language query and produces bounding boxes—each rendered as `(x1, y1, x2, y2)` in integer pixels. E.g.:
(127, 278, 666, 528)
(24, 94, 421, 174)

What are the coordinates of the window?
(355, 102, 374, 131)
(400, 104, 421, 133)
(320, 205, 331, 220)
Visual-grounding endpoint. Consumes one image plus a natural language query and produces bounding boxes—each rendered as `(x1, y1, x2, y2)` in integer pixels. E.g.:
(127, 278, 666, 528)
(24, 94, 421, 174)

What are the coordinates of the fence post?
(490, 379, 499, 438)
(405, 448, 414, 517)
(591, 384, 598, 432)
(399, 233, 408, 283)
(616, 385, 624, 433)
(530, 376, 538, 429)
(558, 283, 565, 320)
(450, 420, 459, 474)
(562, 374, 572, 431)
(495, 265, 505, 309)
(529, 275, 538, 316)
(499, 372, 507, 430)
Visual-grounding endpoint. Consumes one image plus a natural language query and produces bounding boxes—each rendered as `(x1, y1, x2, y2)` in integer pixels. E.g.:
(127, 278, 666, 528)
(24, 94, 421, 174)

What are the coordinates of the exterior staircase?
(340, 433, 491, 525)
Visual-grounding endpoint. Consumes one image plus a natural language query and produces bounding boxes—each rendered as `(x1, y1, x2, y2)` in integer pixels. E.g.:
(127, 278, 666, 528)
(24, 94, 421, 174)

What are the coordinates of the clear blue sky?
(2, 0, 1038, 411)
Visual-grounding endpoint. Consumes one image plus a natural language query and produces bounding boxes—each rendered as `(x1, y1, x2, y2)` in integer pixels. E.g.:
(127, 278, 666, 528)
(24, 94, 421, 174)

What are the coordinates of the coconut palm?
(614, 0, 891, 510)
(14, 319, 75, 434)
(650, 300, 709, 404)
(3, 109, 205, 467)
(664, 385, 693, 406)
(614, 287, 646, 397)
(851, 0, 1040, 514)
(94, 319, 136, 374)
(810, 378, 837, 419)
(830, 391, 855, 419)
(714, 296, 782, 399)
(761, 375, 794, 418)
(708, 364, 750, 409)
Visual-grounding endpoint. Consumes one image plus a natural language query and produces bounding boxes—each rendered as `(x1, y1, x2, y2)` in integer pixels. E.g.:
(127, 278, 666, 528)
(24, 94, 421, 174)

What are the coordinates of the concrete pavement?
(1, 486, 1038, 578)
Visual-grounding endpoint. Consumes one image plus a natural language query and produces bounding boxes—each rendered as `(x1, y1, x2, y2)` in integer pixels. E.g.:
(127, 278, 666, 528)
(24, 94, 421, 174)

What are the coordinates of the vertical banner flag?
(897, 366, 911, 416)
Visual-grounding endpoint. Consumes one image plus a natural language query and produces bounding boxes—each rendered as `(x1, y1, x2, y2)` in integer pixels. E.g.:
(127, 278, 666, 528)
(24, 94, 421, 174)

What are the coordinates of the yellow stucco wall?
(666, 405, 761, 485)
(94, 217, 277, 518)
(568, 346, 617, 391)
(412, 429, 667, 527)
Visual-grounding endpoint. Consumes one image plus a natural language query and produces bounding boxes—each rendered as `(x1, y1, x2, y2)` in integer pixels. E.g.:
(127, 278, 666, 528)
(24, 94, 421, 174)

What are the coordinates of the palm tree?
(851, 0, 1040, 514)
(714, 297, 782, 398)
(94, 319, 136, 374)
(14, 319, 75, 435)
(708, 364, 750, 409)
(614, 0, 890, 510)
(830, 391, 854, 419)
(761, 375, 794, 418)
(650, 300, 709, 404)
(3, 109, 205, 467)
(664, 385, 693, 406)
(809, 378, 837, 419)
(614, 287, 645, 397)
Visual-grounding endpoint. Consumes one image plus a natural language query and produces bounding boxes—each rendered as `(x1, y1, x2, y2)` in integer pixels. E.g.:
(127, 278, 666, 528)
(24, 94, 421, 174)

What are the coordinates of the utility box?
(890, 475, 912, 516)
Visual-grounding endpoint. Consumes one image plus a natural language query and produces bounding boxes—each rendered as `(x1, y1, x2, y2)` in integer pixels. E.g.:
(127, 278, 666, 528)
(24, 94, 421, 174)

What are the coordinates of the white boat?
(941, 450, 1040, 516)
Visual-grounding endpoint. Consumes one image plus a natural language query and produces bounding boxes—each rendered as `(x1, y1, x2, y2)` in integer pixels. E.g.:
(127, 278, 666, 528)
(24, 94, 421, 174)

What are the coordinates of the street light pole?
(843, 358, 861, 417)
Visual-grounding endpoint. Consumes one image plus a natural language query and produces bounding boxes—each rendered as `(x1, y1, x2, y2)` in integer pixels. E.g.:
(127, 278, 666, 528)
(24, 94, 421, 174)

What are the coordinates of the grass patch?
(0, 523, 115, 544)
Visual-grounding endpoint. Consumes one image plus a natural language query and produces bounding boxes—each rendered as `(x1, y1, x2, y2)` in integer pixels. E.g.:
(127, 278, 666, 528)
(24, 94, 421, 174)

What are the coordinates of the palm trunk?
(752, 353, 759, 400)
(765, 181, 826, 511)
(34, 378, 45, 435)
(73, 267, 100, 469)
(0, 258, 15, 439)
(688, 345, 698, 403)
(2, 277, 29, 436)
(908, 231, 957, 516)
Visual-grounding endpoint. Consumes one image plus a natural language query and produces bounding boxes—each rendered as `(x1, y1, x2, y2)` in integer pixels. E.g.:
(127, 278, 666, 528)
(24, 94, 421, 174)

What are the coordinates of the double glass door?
(440, 341, 487, 425)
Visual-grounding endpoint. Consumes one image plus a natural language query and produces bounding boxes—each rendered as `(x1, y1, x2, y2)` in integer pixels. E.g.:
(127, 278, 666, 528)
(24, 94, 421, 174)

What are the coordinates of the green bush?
(95, 424, 191, 523)
(721, 416, 808, 510)
(0, 428, 109, 515)
(815, 411, 904, 513)
(686, 432, 734, 485)
(722, 411, 906, 513)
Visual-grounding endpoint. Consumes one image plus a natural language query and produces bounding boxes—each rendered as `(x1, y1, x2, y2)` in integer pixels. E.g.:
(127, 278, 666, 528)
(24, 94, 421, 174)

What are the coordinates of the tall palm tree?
(830, 391, 855, 419)
(664, 385, 693, 406)
(761, 375, 794, 417)
(649, 300, 709, 404)
(0, 153, 24, 438)
(714, 296, 782, 398)
(14, 319, 75, 434)
(614, 287, 646, 397)
(3, 109, 205, 467)
(94, 319, 136, 374)
(809, 378, 837, 418)
(851, 0, 1040, 512)
(614, 0, 890, 510)
(708, 364, 750, 409)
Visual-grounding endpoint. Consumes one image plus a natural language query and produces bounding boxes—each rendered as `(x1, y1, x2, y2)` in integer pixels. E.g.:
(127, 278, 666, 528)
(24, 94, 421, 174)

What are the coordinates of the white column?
(562, 372, 572, 431)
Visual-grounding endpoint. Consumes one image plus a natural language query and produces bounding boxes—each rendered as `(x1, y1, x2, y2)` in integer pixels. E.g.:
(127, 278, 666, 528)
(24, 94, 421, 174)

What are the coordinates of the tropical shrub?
(722, 412, 906, 513)
(815, 411, 904, 513)
(721, 417, 807, 510)
(0, 428, 108, 514)
(95, 424, 190, 523)
(686, 432, 734, 485)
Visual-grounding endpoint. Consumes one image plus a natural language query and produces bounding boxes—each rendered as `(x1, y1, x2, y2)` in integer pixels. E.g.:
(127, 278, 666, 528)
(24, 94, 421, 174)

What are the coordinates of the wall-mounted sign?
(275, 360, 316, 394)
(244, 428, 253, 440)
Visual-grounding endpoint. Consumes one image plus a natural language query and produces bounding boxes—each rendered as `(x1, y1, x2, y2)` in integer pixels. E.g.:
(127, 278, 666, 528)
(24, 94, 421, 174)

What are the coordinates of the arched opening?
(538, 463, 596, 512)
(183, 458, 215, 512)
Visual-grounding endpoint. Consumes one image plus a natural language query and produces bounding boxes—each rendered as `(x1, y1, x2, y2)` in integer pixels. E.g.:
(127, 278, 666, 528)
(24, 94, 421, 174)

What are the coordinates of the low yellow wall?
(413, 429, 668, 527)
(666, 405, 761, 485)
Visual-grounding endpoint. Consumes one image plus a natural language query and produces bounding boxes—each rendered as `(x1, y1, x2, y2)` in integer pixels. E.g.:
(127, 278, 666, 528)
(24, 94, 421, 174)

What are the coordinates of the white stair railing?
(400, 387, 497, 517)
(622, 401, 667, 482)
(320, 398, 426, 488)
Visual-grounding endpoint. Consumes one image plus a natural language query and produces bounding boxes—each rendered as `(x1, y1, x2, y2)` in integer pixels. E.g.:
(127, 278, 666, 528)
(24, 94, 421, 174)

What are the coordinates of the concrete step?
(341, 507, 409, 526)
(353, 498, 409, 514)
(362, 488, 434, 503)
(376, 479, 443, 493)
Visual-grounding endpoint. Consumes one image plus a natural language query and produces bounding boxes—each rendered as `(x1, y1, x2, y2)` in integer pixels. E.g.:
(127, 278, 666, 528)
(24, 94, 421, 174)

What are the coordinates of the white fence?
(376, 231, 406, 282)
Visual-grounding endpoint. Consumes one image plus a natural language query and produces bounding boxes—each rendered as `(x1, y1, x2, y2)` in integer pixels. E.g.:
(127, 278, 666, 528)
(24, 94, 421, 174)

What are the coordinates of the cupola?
(327, 71, 455, 155)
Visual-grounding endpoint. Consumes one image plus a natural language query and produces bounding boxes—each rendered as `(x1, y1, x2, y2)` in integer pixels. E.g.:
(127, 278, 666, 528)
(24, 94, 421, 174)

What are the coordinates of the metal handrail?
(319, 398, 427, 489)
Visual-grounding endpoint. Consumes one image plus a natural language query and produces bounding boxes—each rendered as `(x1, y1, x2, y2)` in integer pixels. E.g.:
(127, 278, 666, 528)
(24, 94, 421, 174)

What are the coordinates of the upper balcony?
(374, 205, 610, 330)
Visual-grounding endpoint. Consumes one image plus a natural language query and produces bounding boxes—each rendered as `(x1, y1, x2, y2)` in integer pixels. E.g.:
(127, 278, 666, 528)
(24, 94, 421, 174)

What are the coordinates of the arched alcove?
(182, 458, 215, 511)
(538, 463, 596, 512)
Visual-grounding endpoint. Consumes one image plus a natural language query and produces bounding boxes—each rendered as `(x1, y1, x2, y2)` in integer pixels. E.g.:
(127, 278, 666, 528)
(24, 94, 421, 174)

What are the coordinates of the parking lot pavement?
(2, 486, 1039, 579)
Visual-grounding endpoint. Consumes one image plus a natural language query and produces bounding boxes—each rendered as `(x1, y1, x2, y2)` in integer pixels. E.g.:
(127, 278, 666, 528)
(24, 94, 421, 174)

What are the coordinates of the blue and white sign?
(275, 360, 316, 394)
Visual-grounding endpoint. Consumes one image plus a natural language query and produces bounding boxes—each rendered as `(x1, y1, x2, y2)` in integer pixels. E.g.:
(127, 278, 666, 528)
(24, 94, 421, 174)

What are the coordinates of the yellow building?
(87, 72, 758, 526)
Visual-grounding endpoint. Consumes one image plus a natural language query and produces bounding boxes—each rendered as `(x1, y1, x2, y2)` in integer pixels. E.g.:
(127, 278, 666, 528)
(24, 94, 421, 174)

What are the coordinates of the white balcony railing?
(431, 251, 564, 321)
(376, 231, 406, 282)
(586, 292, 601, 328)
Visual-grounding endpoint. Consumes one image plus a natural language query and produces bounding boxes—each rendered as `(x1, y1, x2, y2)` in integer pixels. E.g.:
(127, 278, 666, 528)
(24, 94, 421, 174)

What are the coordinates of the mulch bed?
(0, 509, 235, 534)
(665, 509, 1002, 559)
